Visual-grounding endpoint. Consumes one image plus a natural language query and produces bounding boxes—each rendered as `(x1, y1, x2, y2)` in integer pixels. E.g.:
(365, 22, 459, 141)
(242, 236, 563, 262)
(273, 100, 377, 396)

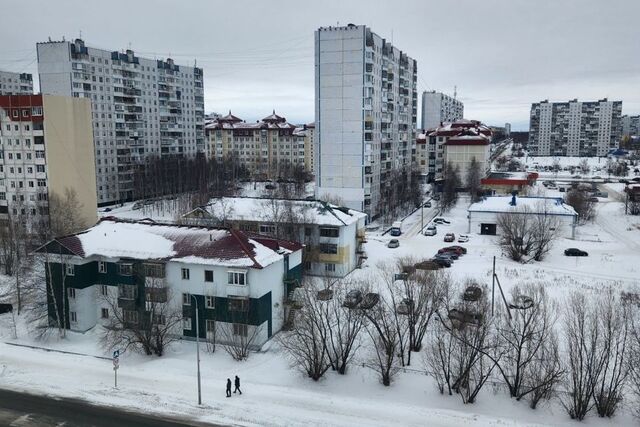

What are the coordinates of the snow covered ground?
(2, 184, 640, 426)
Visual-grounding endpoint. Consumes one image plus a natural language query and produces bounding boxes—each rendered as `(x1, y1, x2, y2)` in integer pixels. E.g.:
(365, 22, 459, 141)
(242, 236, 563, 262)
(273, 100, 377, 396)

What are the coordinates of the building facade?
(36, 39, 205, 205)
(528, 99, 622, 157)
(443, 132, 491, 186)
(315, 24, 417, 218)
(421, 90, 463, 131)
(417, 119, 492, 182)
(0, 94, 97, 230)
(182, 197, 367, 277)
(622, 115, 640, 137)
(205, 111, 311, 178)
(38, 218, 303, 348)
(0, 71, 33, 95)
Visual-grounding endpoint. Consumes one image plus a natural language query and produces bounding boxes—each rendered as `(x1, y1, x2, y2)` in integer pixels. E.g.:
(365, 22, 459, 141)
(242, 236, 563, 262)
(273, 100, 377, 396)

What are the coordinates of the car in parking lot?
(435, 251, 458, 261)
(446, 245, 467, 254)
(387, 239, 400, 248)
(444, 233, 455, 242)
(433, 217, 450, 225)
(457, 234, 469, 243)
(430, 257, 451, 268)
(424, 225, 437, 236)
(438, 246, 464, 256)
(564, 248, 588, 256)
(424, 201, 432, 208)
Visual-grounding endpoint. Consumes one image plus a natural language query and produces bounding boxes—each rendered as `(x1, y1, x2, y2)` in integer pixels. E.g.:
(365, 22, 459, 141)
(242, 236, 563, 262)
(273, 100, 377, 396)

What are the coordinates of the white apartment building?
(36, 39, 205, 205)
(622, 115, 640, 137)
(0, 71, 33, 95)
(529, 99, 622, 156)
(421, 90, 463, 131)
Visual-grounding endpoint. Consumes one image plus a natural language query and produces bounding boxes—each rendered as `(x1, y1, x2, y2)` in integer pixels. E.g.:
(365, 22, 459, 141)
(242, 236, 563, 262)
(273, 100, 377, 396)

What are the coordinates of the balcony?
(145, 286, 168, 303)
(117, 297, 137, 310)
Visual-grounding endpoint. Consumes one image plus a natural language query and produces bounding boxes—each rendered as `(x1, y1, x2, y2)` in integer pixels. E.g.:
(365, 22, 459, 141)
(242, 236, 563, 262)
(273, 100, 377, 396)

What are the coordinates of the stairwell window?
(101, 308, 109, 319)
(204, 270, 214, 283)
(183, 317, 192, 330)
(228, 271, 246, 286)
(205, 296, 215, 309)
(98, 261, 107, 273)
(68, 288, 76, 299)
(181, 268, 190, 280)
(66, 264, 75, 276)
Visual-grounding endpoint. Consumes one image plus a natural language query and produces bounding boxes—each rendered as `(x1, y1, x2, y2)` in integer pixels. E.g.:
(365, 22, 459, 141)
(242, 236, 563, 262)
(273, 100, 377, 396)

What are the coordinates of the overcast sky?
(1, 0, 638, 130)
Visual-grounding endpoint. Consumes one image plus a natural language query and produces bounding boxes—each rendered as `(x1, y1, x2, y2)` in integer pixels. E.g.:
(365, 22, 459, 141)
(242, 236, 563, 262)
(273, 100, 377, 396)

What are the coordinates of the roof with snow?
(468, 196, 578, 217)
(36, 218, 302, 269)
(183, 197, 367, 227)
(426, 119, 493, 138)
(444, 129, 490, 146)
(205, 111, 298, 132)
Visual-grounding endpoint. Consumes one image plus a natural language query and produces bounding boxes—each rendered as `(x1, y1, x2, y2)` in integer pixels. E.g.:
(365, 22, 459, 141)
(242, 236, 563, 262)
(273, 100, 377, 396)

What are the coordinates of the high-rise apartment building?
(622, 115, 640, 137)
(315, 24, 417, 218)
(36, 39, 204, 205)
(421, 90, 463, 130)
(0, 71, 33, 95)
(529, 99, 622, 156)
(0, 94, 97, 229)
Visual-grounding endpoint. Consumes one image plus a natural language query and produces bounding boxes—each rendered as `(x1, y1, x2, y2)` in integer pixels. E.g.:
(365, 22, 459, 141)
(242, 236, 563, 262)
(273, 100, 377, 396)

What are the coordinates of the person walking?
(234, 375, 242, 395)
(226, 378, 232, 397)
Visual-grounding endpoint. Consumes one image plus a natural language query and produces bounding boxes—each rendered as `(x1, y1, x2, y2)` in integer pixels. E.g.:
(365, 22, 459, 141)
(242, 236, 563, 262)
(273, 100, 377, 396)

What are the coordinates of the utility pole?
(491, 256, 496, 316)
(191, 295, 202, 405)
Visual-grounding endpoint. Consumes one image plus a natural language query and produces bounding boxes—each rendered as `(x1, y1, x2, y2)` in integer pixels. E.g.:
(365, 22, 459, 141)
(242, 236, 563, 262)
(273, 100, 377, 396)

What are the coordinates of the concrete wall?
(444, 144, 490, 186)
(468, 210, 575, 238)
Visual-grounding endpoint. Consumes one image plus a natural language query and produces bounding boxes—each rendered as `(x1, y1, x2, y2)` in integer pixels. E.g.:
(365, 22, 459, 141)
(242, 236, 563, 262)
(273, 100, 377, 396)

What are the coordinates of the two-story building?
(181, 197, 367, 277)
(37, 218, 303, 348)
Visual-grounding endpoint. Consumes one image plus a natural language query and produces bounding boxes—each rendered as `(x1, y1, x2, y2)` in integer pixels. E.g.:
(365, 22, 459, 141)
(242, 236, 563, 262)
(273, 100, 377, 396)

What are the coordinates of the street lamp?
(191, 294, 202, 405)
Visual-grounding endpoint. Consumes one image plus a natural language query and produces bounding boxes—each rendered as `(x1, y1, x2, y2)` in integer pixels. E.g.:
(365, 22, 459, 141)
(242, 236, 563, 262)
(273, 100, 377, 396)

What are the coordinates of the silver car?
(387, 239, 400, 248)
(424, 226, 437, 236)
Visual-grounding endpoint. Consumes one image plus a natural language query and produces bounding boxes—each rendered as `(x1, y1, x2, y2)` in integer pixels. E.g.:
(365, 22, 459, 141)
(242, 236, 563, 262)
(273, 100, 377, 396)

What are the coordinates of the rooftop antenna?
(454, 85, 457, 100)
(79, 30, 82, 39)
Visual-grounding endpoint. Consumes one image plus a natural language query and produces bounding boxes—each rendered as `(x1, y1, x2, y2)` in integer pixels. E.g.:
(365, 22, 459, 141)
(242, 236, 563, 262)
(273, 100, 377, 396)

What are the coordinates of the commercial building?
(315, 24, 418, 218)
(421, 90, 463, 130)
(528, 99, 622, 157)
(417, 119, 492, 182)
(205, 111, 311, 178)
(481, 171, 539, 194)
(36, 38, 205, 205)
(0, 94, 97, 230)
(467, 195, 578, 238)
(182, 197, 367, 277)
(37, 218, 303, 348)
(0, 71, 33, 95)
(622, 115, 640, 137)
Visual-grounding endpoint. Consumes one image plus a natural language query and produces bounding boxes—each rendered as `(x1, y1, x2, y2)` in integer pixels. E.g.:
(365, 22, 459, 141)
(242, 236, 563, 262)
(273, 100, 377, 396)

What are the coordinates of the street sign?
(113, 350, 120, 359)
(112, 349, 120, 388)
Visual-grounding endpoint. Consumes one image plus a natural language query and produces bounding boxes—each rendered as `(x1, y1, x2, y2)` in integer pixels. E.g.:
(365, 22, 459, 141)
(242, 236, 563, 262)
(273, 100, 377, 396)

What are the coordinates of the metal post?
(192, 295, 202, 405)
(491, 256, 496, 316)
(115, 367, 117, 388)
(421, 201, 424, 233)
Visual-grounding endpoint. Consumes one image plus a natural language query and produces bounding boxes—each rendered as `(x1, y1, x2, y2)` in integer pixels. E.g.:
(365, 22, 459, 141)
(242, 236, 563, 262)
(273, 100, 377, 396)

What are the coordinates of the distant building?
(315, 24, 418, 218)
(182, 197, 367, 277)
(529, 99, 622, 156)
(0, 71, 33, 95)
(622, 115, 640, 137)
(481, 171, 538, 194)
(205, 111, 311, 178)
(421, 90, 463, 130)
(505, 123, 511, 137)
(37, 218, 303, 348)
(467, 195, 578, 238)
(0, 94, 97, 230)
(417, 119, 492, 182)
(37, 38, 205, 205)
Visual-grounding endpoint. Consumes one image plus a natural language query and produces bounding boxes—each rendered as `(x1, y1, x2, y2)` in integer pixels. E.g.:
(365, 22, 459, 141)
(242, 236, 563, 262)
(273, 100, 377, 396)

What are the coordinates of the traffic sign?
(113, 350, 120, 359)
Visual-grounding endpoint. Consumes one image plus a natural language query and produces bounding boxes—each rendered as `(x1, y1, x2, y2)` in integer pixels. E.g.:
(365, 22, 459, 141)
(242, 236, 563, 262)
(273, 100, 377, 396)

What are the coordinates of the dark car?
(436, 251, 458, 260)
(565, 248, 588, 256)
(438, 246, 464, 256)
(447, 245, 468, 254)
(463, 286, 483, 302)
(424, 201, 432, 208)
(343, 290, 363, 308)
(448, 308, 483, 328)
(360, 293, 380, 310)
(433, 217, 450, 225)
(431, 257, 452, 268)
(414, 260, 442, 271)
(443, 233, 456, 242)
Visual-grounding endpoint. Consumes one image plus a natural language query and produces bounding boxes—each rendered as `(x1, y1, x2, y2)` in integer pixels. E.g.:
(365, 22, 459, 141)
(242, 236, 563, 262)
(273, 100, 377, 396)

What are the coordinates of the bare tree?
(628, 298, 640, 418)
(466, 157, 483, 202)
(441, 161, 461, 212)
(497, 204, 560, 263)
(579, 159, 591, 176)
(565, 189, 596, 224)
(364, 298, 401, 386)
(219, 299, 263, 361)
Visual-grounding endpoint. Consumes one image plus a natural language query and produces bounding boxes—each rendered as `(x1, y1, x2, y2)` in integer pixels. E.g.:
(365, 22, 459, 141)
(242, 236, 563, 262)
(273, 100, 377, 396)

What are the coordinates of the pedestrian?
(234, 375, 242, 395)
(226, 378, 232, 397)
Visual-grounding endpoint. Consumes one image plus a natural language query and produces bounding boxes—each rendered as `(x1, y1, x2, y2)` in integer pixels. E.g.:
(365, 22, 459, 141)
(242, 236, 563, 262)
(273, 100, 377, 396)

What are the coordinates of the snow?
(468, 196, 577, 217)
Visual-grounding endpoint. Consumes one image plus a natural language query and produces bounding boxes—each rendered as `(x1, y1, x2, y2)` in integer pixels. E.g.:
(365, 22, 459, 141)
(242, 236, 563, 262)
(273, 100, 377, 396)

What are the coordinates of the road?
(0, 388, 222, 427)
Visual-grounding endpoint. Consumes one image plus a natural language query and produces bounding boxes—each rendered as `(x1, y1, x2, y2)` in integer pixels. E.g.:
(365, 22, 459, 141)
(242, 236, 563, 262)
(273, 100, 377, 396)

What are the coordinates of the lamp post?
(191, 294, 202, 405)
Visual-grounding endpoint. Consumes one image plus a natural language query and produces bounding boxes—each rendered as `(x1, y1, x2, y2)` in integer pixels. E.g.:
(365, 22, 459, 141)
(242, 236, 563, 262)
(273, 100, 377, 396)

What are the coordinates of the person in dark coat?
(234, 375, 242, 394)
(226, 378, 232, 397)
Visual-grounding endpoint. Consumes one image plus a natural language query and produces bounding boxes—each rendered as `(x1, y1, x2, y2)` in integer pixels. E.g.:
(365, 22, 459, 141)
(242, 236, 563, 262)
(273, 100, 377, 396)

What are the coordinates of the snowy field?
(2, 185, 640, 426)
(523, 155, 640, 179)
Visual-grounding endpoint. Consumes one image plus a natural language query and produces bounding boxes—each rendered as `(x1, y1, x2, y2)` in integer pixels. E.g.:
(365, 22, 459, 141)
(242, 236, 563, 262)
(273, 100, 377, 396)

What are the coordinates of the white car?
(424, 226, 437, 236)
(457, 234, 469, 243)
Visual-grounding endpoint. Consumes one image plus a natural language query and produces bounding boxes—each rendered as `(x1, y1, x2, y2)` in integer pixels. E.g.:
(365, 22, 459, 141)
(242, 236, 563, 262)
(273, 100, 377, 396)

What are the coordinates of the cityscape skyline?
(1, 0, 639, 130)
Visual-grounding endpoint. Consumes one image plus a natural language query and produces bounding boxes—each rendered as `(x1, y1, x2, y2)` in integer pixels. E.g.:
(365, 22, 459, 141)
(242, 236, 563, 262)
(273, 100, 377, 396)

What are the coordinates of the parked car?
(431, 257, 452, 268)
(102, 207, 112, 213)
(389, 221, 402, 236)
(438, 247, 464, 256)
(463, 286, 483, 302)
(343, 290, 363, 309)
(446, 245, 468, 254)
(589, 197, 599, 203)
(424, 201, 432, 208)
(387, 239, 400, 248)
(414, 260, 442, 271)
(458, 234, 469, 243)
(432, 194, 441, 201)
(559, 187, 566, 192)
(593, 176, 603, 180)
(132, 201, 144, 210)
(619, 179, 629, 184)
(572, 175, 582, 179)
(435, 251, 458, 261)
(360, 293, 380, 310)
(564, 248, 588, 256)
(433, 217, 450, 225)
(444, 233, 456, 242)
(424, 225, 437, 236)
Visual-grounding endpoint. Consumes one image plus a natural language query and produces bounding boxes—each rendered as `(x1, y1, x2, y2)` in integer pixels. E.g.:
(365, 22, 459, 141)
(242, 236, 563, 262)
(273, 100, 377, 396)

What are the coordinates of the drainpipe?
(467, 213, 471, 234)
(571, 215, 577, 239)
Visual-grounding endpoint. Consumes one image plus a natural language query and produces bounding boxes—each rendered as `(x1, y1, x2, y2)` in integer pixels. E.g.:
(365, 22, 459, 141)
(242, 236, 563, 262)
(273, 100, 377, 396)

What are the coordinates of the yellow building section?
(315, 245, 351, 264)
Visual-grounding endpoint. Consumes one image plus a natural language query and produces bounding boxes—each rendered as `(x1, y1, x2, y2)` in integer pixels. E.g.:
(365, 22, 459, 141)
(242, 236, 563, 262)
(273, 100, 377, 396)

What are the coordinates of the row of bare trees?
(378, 168, 422, 224)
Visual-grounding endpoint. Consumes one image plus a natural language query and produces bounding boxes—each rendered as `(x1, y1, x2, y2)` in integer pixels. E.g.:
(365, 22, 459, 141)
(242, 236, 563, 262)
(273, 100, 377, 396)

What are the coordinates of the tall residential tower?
(36, 39, 204, 205)
(0, 71, 33, 95)
(315, 24, 417, 218)
(421, 90, 463, 130)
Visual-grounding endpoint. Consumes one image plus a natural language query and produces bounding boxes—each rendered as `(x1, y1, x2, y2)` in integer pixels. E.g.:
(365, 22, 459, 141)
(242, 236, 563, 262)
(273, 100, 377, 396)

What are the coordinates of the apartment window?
(325, 263, 336, 272)
(68, 288, 76, 299)
(206, 319, 215, 335)
(98, 261, 107, 273)
(233, 323, 248, 337)
(205, 295, 215, 309)
(101, 308, 109, 319)
(123, 310, 138, 324)
(119, 263, 132, 276)
(181, 268, 190, 280)
(228, 297, 249, 312)
(228, 271, 246, 286)
(70, 311, 78, 323)
(183, 293, 191, 306)
(31, 107, 43, 116)
(319, 227, 339, 238)
(100, 285, 108, 296)
(183, 317, 192, 330)
(319, 243, 338, 255)
(144, 263, 165, 278)
(204, 270, 213, 282)
(66, 264, 75, 276)
(259, 224, 275, 234)
(119, 284, 137, 300)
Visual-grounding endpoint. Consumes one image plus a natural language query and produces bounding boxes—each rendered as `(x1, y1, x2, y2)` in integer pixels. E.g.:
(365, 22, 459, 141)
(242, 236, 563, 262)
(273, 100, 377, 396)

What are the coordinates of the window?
(183, 317, 192, 330)
(304, 227, 313, 237)
(118, 284, 137, 300)
(123, 310, 138, 324)
(204, 270, 213, 282)
(183, 293, 191, 306)
(206, 319, 215, 335)
(101, 308, 109, 319)
(68, 288, 76, 299)
(228, 271, 246, 286)
(259, 224, 276, 235)
(325, 263, 336, 272)
(144, 263, 165, 278)
(319, 227, 339, 238)
(228, 297, 249, 312)
(119, 263, 132, 276)
(70, 311, 78, 323)
(233, 323, 248, 337)
(181, 268, 190, 280)
(66, 264, 75, 276)
(98, 261, 106, 273)
(153, 314, 166, 325)
(205, 295, 215, 309)
(319, 243, 338, 254)
(100, 285, 108, 296)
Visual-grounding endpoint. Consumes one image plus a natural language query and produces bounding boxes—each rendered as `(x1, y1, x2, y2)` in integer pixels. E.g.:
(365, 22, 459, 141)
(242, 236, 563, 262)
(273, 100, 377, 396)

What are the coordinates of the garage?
(480, 223, 497, 235)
